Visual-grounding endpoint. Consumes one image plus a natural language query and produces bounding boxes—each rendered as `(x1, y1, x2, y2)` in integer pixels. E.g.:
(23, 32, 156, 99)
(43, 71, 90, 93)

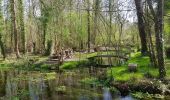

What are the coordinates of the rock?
(128, 63, 137, 72)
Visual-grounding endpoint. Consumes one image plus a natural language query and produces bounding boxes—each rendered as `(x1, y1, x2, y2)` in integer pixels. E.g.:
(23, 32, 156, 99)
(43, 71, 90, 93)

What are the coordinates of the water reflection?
(103, 88, 112, 100)
(121, 96, 135, 100)
(0, 68, 134, 100)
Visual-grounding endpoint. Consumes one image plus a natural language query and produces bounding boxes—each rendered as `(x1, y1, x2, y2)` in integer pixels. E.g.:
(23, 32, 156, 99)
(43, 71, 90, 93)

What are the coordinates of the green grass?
(80, 77, 99, 85)
(107, 52, 160, 82)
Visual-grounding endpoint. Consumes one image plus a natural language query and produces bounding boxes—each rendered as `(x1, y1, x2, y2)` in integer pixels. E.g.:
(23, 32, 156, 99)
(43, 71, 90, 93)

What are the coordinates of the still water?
(0, 68, 134, 100)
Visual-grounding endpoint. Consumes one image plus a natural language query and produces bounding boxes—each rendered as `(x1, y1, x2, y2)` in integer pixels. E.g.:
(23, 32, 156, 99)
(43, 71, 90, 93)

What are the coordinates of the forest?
(0, 0, 170, 100)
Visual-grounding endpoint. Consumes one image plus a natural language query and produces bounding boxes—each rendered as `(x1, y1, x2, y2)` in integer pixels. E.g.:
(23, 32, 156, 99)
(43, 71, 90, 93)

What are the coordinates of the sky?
(1, 0, 137, 22)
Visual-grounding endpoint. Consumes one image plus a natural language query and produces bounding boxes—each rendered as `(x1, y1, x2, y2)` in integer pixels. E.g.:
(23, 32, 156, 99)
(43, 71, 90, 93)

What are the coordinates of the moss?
(60, 61, 78, 70)
(60, 60, 89, 70)
(44, 72, 56, 80)
(80, 77, 99, 85)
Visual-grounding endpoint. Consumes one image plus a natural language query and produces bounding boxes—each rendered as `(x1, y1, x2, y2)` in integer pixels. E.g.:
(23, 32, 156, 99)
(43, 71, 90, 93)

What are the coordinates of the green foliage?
(60, 61, 78, 70)
(165, 0, 170, 45)
(60, 60, 89, 70)
(80, 77, 99, 85)
(165, 0, 170, 14)
(44, 72, 56, 80)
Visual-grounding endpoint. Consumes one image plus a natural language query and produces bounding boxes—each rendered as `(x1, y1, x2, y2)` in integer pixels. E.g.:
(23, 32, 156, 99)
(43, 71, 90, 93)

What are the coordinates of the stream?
(0, 67, 135, 100)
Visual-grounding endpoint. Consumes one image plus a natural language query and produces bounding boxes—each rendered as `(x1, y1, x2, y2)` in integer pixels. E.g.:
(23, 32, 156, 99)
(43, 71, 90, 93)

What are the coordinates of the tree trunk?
(0, 34, 6, 59)
(156, 0, 166, 79)
(145, 3, 158, 67)
(147, 0, 166, 79)
(18, 0, 26, 54)
(0, 0, 6, 59)
(92, 0, 100, 45)
(10, 0, 20, 58)
(87, 0, 91, 53)
(108, 0, 112, 46)
(134, 0, 148, 55)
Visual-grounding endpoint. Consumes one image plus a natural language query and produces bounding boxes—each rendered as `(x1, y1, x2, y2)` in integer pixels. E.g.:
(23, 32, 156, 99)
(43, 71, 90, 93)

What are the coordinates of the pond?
(0, 67, 135, 100)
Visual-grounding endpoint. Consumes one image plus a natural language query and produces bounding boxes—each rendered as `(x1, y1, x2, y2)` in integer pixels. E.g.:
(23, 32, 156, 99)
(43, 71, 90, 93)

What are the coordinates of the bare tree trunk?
(0, 0, 6, 59)
(156, 0, 166, 79)
(10, 0, 20, 58)
(87, 0, 91, 53)
(92, 0, 100, 45)
(0, 34, 6, 60)
(134, 0, 148, 55)
(145, 3, 157, 67)
(108, 0, 112, 46)
(148, 27, 157, 67)
(18, 0, 26, 54)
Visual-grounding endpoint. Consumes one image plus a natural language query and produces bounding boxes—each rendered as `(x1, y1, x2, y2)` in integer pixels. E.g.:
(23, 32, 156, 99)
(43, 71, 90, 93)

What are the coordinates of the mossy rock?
(128, 63, 137, 72)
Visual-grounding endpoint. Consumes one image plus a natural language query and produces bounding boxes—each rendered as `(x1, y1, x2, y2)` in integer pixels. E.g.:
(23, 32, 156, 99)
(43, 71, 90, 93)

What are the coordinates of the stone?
(128, 63, 137, 72)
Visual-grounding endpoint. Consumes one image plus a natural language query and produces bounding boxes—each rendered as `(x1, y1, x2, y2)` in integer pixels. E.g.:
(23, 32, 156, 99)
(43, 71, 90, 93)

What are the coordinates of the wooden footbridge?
(86, 45, 134, 67)
(43, 45, 135, 68)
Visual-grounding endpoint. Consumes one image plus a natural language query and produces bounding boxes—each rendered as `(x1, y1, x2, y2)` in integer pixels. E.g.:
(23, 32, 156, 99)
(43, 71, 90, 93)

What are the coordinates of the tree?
(134, 0, 148, 55)
(156, 0, 166, 79)
(87, 0, 91, 52)
(147, 0, 166, 78)
(10, 0, 20, 58)
(39, 0, 51, 54)
(92, 0, 100, 45)
(0, 0, 6, 59)
(18, 0, 26, 54)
